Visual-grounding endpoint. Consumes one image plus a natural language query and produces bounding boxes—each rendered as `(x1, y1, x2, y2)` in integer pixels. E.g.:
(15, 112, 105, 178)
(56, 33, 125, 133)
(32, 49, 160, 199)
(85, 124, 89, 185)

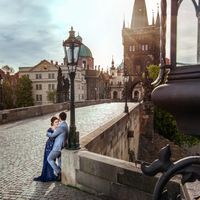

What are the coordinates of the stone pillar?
(61, 149, 80, 186)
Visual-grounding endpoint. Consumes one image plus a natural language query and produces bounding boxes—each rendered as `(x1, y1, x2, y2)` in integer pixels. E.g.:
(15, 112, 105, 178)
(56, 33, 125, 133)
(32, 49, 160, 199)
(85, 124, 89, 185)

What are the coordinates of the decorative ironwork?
(141, 145, 200, 200)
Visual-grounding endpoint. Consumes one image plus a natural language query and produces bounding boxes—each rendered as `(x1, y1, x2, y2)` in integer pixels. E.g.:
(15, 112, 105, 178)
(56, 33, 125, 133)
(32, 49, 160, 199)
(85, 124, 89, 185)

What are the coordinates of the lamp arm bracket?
(141, 145, 200, 200)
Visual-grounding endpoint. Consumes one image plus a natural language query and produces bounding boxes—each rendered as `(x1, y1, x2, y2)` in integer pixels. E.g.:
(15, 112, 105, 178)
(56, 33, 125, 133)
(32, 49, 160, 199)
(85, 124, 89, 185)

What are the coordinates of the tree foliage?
(147, 65, 160, 81)
(15, 75, 34, 107)
(2, 80, 15, 109)
(147, 65, 200, 147)
(47, 90, 57, 103)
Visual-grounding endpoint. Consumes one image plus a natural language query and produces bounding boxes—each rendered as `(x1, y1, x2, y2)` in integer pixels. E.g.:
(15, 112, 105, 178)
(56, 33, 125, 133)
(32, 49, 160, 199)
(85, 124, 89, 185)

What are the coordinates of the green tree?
(2, 80, 15, 109)
(147, 65, 200, 146)
(15, 75, 34, 107)
(147, 65, 160, 81)
(47, 90, 57, 103)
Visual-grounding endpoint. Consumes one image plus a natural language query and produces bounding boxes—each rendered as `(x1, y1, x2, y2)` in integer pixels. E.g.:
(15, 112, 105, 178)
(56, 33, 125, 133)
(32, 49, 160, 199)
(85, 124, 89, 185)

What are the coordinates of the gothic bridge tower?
(122, 0, 160, 100)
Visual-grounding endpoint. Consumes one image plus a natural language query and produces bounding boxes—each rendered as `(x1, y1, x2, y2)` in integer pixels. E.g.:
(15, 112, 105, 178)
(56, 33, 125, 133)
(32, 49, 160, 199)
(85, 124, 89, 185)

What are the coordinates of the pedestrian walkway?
(0, 103, 136, 200)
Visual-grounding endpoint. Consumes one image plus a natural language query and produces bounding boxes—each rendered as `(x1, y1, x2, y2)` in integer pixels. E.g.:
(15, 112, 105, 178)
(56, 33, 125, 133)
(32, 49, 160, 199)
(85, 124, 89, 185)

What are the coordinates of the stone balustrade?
(0, 99, 111, 124)
(61, 103, 181, 199)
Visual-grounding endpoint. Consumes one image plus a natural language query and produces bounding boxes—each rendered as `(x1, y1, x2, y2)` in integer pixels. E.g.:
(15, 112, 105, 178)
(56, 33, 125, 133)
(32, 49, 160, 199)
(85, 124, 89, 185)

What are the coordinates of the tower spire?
(152, 10, 155, 25)
(111, 56, 115, 69)
(156, 3, 160, 27)
(131, 0, 148, 29)
(123, 15, 126, 29)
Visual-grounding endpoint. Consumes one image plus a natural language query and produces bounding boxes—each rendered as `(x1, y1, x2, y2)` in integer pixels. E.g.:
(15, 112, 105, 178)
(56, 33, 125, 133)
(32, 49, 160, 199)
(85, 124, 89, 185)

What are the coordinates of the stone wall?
(62, 150, 180, 200)
(60, 102, 186, 199)
(80, 103, 140, 161)
(0, 99, 111, 124)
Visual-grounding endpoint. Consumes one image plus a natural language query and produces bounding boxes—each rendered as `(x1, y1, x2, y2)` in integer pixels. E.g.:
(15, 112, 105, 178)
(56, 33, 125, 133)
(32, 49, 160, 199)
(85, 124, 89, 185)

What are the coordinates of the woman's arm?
(46, 127, 54, 137)
(47, 126, 63, 138)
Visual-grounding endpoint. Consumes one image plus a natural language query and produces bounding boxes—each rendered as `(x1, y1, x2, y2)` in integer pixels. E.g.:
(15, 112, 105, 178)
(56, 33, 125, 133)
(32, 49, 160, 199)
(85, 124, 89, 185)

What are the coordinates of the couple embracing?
(34, 112, 68, 182)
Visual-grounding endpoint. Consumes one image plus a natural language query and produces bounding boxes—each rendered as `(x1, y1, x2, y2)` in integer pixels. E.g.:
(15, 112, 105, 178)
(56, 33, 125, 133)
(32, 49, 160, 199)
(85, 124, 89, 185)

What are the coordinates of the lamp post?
(124, 72, 129, 113)
(94, 87, 97, 100)
(63, 27, 81, 150)
(0, 74, 3, 110)
(141, 1, 200, 199)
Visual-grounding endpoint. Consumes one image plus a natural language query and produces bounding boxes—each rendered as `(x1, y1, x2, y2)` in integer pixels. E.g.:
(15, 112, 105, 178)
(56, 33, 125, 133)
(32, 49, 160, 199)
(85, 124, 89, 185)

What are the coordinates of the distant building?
(19, 60, 58, 105)
(18, 33, 96, 105)
(109, 59, 124, 100)
(122, 0, 160, 101)
(85, 66, 110, 100)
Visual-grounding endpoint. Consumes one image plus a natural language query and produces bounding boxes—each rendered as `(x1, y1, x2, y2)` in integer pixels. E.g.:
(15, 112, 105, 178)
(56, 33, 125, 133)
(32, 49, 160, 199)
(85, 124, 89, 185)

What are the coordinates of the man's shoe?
(33, 177, 41, 182)
(56, 173, 61, 182)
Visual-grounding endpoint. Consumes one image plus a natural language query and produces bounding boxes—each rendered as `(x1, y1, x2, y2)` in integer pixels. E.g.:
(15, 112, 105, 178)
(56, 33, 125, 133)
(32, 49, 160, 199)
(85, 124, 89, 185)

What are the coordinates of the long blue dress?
(33, 128, 57, 182)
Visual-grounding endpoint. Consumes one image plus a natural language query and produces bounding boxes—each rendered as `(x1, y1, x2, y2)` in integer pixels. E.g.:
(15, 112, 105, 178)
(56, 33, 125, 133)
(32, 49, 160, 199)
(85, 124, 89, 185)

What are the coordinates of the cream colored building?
(109, 59, 124, 100)
(19, 59, 87, 105)
(60, 64, 87, 102)
(19, 60, 58, 105)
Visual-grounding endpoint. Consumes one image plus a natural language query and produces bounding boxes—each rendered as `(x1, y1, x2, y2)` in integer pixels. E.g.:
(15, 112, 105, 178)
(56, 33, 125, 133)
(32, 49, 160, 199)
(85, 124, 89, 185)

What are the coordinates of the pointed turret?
(123, 17, 126, 29)
(111, 56, 115, 69)
(155, 4, 160, 27)
(131, 0, 148, 29)
(152, 10, 155, 25)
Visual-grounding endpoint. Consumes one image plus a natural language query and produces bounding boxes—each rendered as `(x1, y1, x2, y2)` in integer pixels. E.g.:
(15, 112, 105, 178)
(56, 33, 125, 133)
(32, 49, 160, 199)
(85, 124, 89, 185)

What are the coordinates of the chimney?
(55, 61, 58, 65)
(50, 60, 53, 64)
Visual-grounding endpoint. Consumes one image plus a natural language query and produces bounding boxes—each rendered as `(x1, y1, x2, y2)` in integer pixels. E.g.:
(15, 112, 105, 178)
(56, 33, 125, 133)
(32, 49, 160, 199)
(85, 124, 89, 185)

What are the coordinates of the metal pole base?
(66, 130, 80, 150)
(124, 104, 129, 113)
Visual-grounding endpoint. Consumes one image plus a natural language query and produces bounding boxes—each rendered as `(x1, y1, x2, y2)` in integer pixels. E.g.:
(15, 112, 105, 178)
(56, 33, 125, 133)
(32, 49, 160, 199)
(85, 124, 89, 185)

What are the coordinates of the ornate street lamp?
(94, 87, 97, 100)
(124, 71, 129, 113)
(141, 1, 200, 199)
(63, 27, 81, 150)
(0, 74, 3, 110)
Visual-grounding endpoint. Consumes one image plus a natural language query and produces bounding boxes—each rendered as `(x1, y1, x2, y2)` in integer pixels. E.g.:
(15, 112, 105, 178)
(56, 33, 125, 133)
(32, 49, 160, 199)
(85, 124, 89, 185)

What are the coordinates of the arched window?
(134, 91, 139, 101)
(142, 45, 145, 51)
(113, 91, 118, 99)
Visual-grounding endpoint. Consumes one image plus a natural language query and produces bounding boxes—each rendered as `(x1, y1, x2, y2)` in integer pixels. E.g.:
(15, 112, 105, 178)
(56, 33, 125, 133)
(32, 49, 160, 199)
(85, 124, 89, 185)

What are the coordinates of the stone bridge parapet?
(61, 103, 182, 199)
(0, 99, 111, 124)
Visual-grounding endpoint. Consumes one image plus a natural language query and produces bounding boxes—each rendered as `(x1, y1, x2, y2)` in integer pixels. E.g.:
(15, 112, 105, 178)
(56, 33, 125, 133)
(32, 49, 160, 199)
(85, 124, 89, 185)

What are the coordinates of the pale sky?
(0, 0, 198, 72)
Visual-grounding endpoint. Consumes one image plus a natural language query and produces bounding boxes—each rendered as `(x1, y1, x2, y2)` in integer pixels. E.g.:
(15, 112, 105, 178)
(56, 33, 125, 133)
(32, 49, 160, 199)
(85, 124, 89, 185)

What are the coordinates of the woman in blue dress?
(33, 116, 59, 182)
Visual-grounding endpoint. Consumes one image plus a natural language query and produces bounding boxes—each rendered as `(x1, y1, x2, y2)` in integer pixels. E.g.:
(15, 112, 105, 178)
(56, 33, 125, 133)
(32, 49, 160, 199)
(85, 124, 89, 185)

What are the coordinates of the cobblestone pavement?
(0, 103, 136, 200)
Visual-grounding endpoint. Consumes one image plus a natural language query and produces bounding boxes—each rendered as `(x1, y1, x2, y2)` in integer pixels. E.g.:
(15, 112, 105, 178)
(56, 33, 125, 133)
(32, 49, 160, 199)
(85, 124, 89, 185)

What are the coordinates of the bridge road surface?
(0, 103, 136, 200)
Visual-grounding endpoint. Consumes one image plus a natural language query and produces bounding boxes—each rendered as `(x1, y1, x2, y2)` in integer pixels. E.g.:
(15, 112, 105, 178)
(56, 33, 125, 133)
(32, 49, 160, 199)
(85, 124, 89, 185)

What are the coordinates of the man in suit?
(47, 112, 68, 180)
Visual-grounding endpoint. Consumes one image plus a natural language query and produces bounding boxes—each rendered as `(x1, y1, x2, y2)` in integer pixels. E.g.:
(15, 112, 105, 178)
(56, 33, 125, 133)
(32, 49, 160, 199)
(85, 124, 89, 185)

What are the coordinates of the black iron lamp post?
(124, 72, 129, 113)
(141, 1, 200, 199)
(94, 87, 97, 100)
(0, 74, 3, 110)
(63, 27, 81, 150)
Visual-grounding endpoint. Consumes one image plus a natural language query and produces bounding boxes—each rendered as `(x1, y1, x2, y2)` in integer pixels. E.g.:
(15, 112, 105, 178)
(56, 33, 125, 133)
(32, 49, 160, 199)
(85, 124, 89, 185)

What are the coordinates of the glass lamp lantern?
(141, 3, 200, 199)
(63, 27, 81, 74)
(152, 0, 200, 136)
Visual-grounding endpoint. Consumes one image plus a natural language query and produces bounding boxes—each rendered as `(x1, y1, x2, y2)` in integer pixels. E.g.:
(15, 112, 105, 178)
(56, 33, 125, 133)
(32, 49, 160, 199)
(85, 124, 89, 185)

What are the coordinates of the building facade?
(19, 60, 58, 105)
(122, 0, 160, 101)
(18, 32, 108, 105)
(109, 59, 124, 100)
